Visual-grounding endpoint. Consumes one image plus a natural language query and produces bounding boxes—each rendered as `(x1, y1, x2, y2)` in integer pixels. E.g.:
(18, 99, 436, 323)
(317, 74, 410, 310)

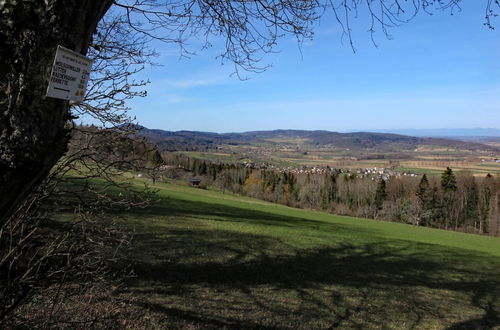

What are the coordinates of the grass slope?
(110, 181, 500, 329)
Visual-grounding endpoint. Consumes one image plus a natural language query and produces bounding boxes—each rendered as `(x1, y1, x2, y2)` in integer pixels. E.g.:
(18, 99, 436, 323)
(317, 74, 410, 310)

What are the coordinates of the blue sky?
(126, 2, 499, 133)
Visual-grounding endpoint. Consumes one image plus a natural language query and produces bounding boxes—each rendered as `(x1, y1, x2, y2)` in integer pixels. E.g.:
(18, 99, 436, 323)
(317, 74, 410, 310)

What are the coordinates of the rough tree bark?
(0, 1, 113, 223)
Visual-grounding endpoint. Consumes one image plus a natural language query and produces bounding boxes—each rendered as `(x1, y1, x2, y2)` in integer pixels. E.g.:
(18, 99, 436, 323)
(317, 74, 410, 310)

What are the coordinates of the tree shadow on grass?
(115, 196, 500, 329)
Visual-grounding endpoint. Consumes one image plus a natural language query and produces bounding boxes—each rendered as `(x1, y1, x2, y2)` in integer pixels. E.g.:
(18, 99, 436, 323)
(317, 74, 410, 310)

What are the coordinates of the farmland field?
(177, 141, 499, 176)
(97, 180, 500, 328)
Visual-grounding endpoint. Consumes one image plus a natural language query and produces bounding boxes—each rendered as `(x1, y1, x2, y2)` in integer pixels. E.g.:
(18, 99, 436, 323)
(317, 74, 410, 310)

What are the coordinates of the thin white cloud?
(194, 87, 500, 131)
(221, 94, 498, 114)
(162, 70, 235, 89)
(163, 94, 191, 104)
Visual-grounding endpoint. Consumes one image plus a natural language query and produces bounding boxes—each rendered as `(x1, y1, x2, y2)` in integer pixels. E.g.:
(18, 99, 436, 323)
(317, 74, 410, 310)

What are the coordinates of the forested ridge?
(135, 126, 500, 153)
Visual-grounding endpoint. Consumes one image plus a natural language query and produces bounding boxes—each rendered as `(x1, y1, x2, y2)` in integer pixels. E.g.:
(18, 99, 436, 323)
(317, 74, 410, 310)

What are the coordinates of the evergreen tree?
(199, 162, 207, 175)
(441, 167, 457, 229)
(416, 174, 431, 226)
(416, 174, 429, 204)
(464, 177, 479, 229)
(374, 178, 387, 211)
(150, 150, 164, 166)
(428, 186, 444, 227)
(441, 167, 457, 192)
(479, 173, 495, 233)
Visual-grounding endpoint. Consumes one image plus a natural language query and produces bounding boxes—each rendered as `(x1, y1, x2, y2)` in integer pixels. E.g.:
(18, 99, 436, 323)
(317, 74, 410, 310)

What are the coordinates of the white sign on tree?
(46, 45, 92, 103)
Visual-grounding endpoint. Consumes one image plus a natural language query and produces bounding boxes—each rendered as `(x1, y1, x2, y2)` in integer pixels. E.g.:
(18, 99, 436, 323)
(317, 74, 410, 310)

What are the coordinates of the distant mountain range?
(362, 128, 500, 138)
(133, 125, 499, 154)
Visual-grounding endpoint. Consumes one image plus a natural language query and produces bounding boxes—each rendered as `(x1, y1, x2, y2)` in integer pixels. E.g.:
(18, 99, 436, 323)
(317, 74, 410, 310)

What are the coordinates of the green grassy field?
(102, 181, 500, 328)
(394, 166, 444, 175)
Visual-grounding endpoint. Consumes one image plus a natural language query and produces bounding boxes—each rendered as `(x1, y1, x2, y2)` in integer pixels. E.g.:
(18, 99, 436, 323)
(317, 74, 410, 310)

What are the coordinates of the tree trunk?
(0, 0, 113, 223)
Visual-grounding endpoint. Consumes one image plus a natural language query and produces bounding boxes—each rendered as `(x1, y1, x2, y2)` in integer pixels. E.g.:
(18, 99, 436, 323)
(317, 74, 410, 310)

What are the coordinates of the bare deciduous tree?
(2, 1, 498, 222)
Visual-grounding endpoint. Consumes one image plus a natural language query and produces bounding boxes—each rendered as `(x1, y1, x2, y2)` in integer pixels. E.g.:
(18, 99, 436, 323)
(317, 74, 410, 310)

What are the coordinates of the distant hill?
(135, 126, 499, 154)
(365, 128, 500, 138)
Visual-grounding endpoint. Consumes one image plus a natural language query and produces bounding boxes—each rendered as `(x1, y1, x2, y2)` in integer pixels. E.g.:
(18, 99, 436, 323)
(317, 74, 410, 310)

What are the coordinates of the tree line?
(161, 154, 500, 235)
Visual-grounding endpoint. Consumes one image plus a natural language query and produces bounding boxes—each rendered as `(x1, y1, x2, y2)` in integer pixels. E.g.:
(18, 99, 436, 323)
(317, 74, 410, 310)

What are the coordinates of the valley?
(137, 126, 500, 176)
